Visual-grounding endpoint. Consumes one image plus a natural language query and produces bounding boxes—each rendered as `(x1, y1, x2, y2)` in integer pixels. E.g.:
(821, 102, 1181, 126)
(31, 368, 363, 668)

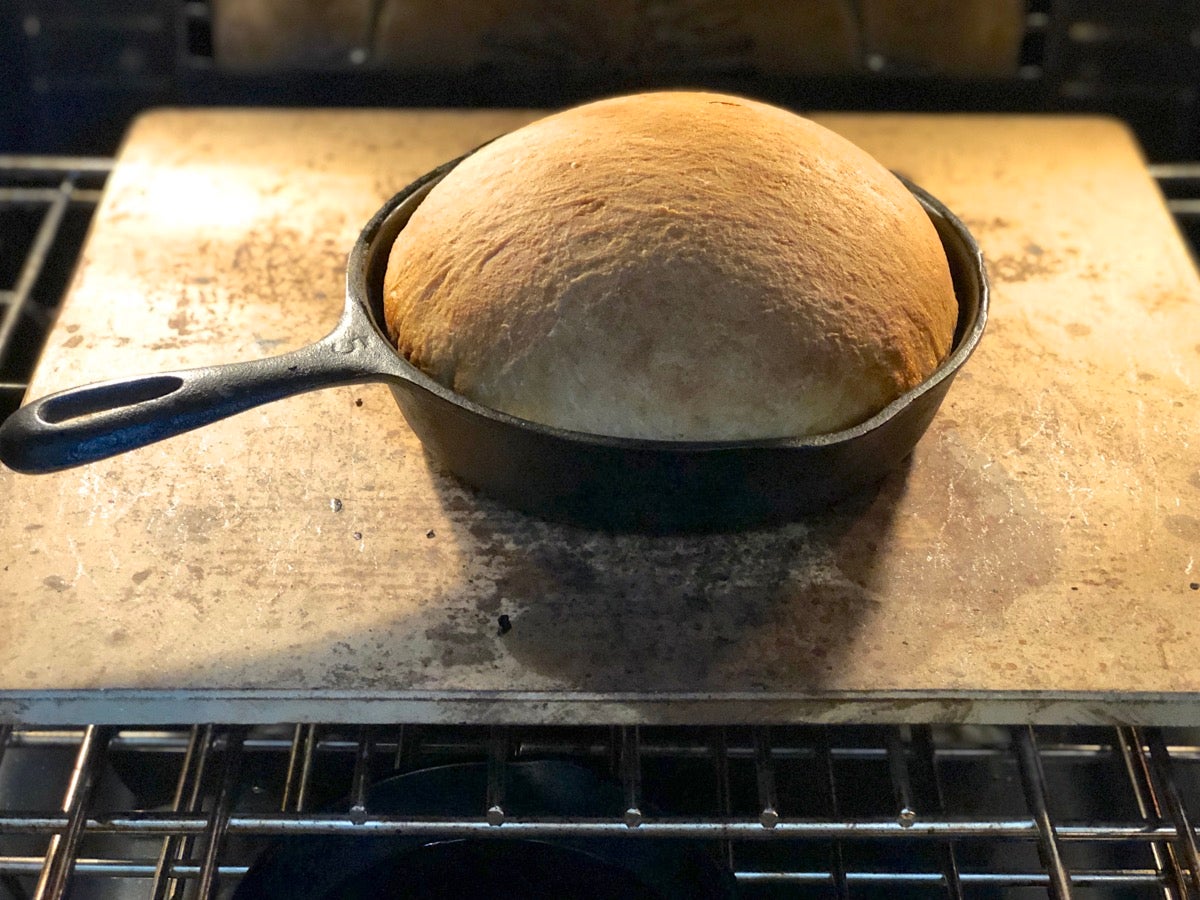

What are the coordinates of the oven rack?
(2, 723, 1200, 898)
(6, 157, 1200, 899)
(0, 154, 111, 422)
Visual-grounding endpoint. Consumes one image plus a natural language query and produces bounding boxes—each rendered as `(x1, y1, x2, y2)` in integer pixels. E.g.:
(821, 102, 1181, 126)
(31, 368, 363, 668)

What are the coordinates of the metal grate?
(4, 162, 1200, 899)
(3, 725, 1200, 897)
(0, 155, 111, 421)
(1149, 164, 1200, 263)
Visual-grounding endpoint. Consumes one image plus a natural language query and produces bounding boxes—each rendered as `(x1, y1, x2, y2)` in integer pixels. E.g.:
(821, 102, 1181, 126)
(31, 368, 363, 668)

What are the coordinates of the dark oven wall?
(2, 0, 1199, 160)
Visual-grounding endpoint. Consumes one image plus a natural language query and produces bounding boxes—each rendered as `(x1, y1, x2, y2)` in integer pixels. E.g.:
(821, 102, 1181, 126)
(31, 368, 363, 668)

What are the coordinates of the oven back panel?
(4, 1, 1199, 159)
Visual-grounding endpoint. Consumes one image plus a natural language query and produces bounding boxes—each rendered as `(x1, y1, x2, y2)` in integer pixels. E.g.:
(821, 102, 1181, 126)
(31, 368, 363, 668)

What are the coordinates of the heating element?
(3, 160, 1200, 899)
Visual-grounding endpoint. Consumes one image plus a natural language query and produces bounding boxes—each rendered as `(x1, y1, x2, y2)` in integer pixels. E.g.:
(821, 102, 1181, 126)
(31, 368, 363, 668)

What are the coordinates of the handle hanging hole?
(38, 375, 185, 424)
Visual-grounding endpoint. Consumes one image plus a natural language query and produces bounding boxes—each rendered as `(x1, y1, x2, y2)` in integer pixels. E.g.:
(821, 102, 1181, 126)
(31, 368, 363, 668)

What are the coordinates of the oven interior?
(4, 2, 1200, 897)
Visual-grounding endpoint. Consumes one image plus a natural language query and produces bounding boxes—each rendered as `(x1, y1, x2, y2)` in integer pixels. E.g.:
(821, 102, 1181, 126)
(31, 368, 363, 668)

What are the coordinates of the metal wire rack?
(4, 158, 1200, 899)
(1149, 163, 1200, 261)
(3, 724, 1200, 898)
(0, 155, 111, 422)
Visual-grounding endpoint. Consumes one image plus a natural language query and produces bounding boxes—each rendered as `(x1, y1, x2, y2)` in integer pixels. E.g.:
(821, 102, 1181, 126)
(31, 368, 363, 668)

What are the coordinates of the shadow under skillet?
(418, 449, 914, 696)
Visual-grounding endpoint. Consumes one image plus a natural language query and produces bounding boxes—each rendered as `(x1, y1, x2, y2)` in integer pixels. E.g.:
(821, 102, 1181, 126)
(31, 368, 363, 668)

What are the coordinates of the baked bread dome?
(383, 91, 957, 441)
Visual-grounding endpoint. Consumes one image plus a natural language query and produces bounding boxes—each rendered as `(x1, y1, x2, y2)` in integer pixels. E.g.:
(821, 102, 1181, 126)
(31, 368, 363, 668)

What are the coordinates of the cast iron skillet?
(0, 154, 988, 532)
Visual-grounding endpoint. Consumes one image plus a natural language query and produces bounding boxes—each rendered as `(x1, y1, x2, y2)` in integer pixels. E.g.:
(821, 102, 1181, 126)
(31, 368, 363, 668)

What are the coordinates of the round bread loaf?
(383, 91, 957, 440)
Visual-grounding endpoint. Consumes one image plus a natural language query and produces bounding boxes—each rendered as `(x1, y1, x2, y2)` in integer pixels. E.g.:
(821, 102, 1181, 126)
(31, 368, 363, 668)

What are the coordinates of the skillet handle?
(0, 333, 381, 474)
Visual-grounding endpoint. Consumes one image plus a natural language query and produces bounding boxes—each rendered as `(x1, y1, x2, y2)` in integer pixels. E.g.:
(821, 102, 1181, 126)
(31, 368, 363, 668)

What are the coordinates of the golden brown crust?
(384, 91, 957, 440)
